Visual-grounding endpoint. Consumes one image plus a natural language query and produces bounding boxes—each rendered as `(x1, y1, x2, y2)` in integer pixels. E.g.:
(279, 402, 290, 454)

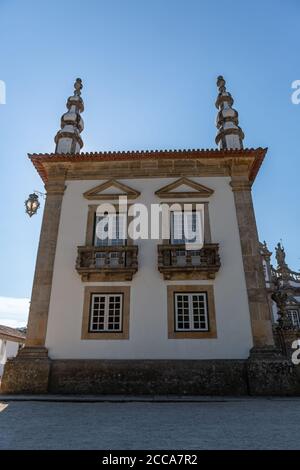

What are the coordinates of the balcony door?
(94, 213, 126, 247)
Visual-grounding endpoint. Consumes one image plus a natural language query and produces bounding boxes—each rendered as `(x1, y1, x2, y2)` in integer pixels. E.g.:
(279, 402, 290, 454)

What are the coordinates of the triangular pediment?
(155, 177, 214, 198)
(83, 179, 141, 200)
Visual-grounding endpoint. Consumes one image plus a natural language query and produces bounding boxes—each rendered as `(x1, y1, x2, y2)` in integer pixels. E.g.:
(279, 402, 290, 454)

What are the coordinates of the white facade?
(45, 176, 253, 360)
(0, 340, 19, 376)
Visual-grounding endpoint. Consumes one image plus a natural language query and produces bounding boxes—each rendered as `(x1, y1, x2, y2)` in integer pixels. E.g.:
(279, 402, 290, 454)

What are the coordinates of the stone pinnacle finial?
(54, 78, 84, 154)
(217, 75, 226, 92)
(260, 240, 272, 259)
(215, 75, 244, 150)
(74, 78, 82, 96)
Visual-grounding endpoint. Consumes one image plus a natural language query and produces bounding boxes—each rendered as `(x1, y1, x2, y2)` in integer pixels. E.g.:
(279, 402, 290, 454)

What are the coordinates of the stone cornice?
(44, 167, 67, 194)
(44, 181, 66, 195)
(230, 179, 252, 192)
(28, 147, 267, 184)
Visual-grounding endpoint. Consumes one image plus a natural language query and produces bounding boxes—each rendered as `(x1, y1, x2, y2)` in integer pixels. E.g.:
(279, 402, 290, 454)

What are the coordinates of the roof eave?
(28, 147, 268, 184)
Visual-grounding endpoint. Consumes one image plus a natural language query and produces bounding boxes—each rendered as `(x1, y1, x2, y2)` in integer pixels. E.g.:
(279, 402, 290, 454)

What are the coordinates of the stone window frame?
(90, 293, 124, 332)
(82, 286, 130, 340)
(85, 204, 134, 246)
(287, 308, 300, 329)
(167, 285, 217, 339)
(174, 291, 209, 332)
(160, 201, 212, 245)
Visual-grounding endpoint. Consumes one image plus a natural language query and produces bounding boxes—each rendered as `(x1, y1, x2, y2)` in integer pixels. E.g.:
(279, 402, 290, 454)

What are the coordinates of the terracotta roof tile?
(0, 324, 26, 341)
(28, 147, 267, 183)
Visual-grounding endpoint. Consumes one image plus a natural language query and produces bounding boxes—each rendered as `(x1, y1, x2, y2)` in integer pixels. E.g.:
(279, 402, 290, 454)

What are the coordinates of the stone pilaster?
(25, 176, 66, 348)
(230, 175, 275, 348)
(1, 172, 66, 393)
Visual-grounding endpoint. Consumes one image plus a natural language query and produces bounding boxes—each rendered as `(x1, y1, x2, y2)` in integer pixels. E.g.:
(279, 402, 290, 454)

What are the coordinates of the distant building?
(0, 325, 25, 377)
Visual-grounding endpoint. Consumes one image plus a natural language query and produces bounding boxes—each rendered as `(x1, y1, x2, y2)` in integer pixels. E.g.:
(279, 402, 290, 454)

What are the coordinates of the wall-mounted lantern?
(25, 191, 45, 217)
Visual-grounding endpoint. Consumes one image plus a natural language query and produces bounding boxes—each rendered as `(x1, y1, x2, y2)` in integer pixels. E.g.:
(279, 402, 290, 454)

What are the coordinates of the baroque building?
(261, 241, 300, 356)
(2, 77, 299, 395)
(261, 242, 300, 326)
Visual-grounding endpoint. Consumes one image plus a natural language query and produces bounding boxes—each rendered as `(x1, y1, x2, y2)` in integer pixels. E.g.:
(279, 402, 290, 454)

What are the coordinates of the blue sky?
(0, 0, 299, 326)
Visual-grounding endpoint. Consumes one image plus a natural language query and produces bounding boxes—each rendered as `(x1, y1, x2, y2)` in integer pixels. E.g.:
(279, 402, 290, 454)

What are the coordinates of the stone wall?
(48, 359, 248, 395)
(3, 358, 300, 396)
(273, 328, 300, 359)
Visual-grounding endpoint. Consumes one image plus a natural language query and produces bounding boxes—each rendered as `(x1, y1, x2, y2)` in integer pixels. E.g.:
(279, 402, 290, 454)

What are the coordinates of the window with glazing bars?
(89, 294, 123, 332)
(174, 292, 208, 331)
(288, 309, 300, 329)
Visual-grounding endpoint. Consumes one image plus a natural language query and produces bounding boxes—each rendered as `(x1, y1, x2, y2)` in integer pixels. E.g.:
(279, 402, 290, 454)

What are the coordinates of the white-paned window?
(174, 293, 208, 331)
(90, 294, 123, 332)
(94, 214, 126, 246)
(288, 309, 300, 329)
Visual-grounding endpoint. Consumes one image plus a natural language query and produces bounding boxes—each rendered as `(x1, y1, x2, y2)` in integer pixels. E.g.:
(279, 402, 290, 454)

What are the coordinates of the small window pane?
(288, 310, 300, 329)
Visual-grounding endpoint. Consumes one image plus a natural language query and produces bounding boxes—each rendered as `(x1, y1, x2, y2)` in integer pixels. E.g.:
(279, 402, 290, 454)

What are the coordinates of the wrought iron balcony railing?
(158, 243, 221, 280)
(76, 245, 138, 281)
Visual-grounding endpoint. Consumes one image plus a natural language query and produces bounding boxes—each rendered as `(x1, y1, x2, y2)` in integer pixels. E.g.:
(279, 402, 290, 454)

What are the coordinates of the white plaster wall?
(0, 340, 19, 376)
(45, 177, 253, 359)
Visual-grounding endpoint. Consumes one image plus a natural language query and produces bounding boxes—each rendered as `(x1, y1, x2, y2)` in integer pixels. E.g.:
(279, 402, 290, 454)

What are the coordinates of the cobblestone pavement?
(0, 397, 299, 449)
